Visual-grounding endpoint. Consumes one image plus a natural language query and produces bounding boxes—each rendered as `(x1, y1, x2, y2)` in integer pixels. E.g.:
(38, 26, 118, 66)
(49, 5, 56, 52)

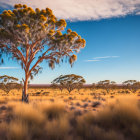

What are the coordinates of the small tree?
(0, 75, 21, 94)
(0, 4, 85, 102)
(122, 80, 140, 93)
(97, 80, 116, 94)
(52, 74, 86, 94)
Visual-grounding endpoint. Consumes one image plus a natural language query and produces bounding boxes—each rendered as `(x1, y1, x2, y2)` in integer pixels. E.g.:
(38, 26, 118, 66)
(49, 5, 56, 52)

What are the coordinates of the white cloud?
(85, 56, 120, 62)
(93, 56, 120, 59)
(136, 11, 140, 15)
(0, 0, 140, 21)
(0, 67, 19, 69)
(85, 59, 101, 62)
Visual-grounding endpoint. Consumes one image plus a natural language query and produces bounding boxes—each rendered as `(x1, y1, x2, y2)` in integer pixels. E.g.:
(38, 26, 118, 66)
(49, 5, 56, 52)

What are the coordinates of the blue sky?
(0, 1, 140, 84)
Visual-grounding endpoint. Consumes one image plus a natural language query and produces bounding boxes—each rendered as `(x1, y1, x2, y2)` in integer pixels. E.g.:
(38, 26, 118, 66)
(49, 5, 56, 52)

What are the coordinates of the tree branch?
(28, 51, 60, 77)
(14, 47, 26, 65)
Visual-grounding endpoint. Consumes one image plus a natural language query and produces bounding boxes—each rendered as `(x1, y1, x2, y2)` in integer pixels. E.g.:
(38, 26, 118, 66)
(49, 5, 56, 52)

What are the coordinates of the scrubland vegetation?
(0, 87, 140, 140)
(0, 3, 140, 140)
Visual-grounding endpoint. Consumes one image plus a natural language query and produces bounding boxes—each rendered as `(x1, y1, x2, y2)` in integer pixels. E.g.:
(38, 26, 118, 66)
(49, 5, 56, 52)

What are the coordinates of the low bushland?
(0, 96, 140, 140)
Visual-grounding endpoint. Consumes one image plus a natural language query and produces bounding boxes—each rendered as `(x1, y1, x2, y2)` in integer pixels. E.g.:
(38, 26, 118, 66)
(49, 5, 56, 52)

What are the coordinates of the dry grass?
(8, 120, 28, 140)
(11, 102, 45, 125)
(76, 96, 140, 140)
(0, 89, 140, 140)
(0, 98, 7, 104)
(37, 101, 66, 120)
(45, 116, 71, 140)
(0, 122, 8, 140)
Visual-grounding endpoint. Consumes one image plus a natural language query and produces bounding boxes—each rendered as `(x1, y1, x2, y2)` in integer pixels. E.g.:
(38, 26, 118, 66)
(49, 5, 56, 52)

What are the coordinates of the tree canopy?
(52, 74, 86, 93)
(0, 4, 86, 101)
(0, 75, 18, 83)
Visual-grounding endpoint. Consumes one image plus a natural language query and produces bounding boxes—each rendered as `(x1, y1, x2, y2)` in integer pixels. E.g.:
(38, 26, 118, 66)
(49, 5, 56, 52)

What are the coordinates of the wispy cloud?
(85, 56, 120, 62)
(136, 11, 140, 15)
(93, 56, 120, 59)
(0, 0, 140, 21)
(0, 67, 19, 69)
(85, 59, 101, 62)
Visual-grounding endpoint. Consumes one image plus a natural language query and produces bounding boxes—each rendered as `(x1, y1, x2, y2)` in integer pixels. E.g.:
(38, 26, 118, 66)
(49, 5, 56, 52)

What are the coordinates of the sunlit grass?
(0, 89, 140, 140)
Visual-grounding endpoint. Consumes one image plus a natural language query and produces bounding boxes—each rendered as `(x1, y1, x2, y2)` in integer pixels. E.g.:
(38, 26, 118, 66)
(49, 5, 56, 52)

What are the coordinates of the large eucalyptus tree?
(0, 4, 86, 101)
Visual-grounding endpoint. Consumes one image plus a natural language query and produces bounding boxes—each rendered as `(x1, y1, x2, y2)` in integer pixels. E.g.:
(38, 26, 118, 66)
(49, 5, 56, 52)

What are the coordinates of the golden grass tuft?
(0, 122, 8, 140)
(8, 101, 45, 125)
(8, 120, 29, 140)
(45, 116, 70, 139)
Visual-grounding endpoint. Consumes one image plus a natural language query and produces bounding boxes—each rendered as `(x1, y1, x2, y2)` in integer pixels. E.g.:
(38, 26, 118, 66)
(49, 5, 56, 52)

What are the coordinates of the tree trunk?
(22, 75, 29, 103)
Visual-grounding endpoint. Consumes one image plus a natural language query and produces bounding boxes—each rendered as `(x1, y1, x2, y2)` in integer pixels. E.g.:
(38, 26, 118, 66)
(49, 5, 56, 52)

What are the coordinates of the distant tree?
(0, 4, 85, 102)
(97, 80, 116, 94)
(0, 75, 21, 94)
(52, 74, 86, 94)
(122, 80, 140, 93)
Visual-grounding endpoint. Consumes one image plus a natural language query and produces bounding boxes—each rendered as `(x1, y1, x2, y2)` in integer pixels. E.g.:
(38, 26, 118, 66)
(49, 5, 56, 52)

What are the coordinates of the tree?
(97, 80, 116, 94)
(0, 75, 21, 94)
(0, 4, 86, 102)
(122, 80, 140, 93)
(52, 74, 86, 94)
